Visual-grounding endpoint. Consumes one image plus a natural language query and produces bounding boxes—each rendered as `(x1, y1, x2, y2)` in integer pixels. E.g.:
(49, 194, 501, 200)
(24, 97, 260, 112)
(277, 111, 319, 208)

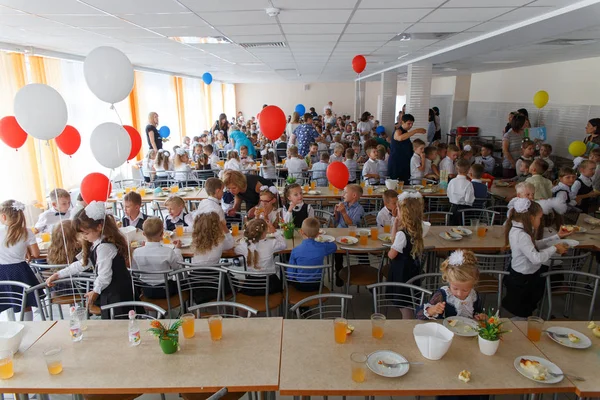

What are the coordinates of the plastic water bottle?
(69, 306, 83, 342)
(128, 310, 141, 346)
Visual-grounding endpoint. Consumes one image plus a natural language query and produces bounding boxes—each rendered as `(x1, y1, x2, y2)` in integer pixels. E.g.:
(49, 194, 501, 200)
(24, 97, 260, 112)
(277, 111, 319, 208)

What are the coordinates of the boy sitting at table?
(377, 189, 398, 228)
(203, 144, 220, 170)
(286, 145, 308, 179)
(311, 152, 329, 187)
(122, 191, 148, 230)
(239, 145, 254, 167)
(131, 217, 182, 299)
(448, 159, 475, 225)
(525, 159, 552, 200)
(423, 146, 439, 180)
(334, 184, 365, 286)
(439, 144, 459, 179)
(469, 164, 488, 207)
(362, 147, 380, 185)
(193, 177, 226, 222)
(34, 188, 72, 234)
(344, 148, 358, 184)
(289, 217, 338, 292)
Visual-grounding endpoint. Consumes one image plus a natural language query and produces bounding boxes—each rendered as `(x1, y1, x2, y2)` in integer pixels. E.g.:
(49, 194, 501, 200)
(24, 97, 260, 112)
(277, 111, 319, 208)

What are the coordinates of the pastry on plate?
(567, 333, 580, 343)
(519, 359, 547, 381)
(451, 228, 466, 235)
(447, 319, 458, 327)
(458, 370, 471, 383)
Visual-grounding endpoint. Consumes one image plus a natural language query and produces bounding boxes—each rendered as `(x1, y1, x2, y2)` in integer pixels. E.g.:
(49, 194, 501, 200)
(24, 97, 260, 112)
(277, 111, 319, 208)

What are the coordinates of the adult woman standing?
(357, 111, 373, 134)
(223, 170, 271, 216)
(212, 113, 230, 141)
(146, 112, 162, 152)
(286, 112, 301, 142)
(426, 109, 436, 144)
(388, 114, 426, 182)
(229, 125, 256, 157)
(502, 113, 527, 178)
(584, 118, 600, 155)
(323, 108, 336, 127)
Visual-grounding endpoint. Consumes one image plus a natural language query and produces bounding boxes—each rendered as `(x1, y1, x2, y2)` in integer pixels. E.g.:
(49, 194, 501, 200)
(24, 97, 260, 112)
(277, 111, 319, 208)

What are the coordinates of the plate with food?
(367, 350, 410, 378)
(307, 190, 322, 195)
(451, 227, 473, 236)
(421, 188, 437, 194)
(179, 238, 193, 248)
(412, 185, 424, 190)
(315, 235, 335, 243)
(38, 242, 51, 251)
(546, 239, 579, 248)
(179, 187, 195, 192)
(514, 356, 563, 384)
(443, 316, 479, 337)
(130, 240, 143, 249)
(319, 229, 326, 235)
(545, 326, 591, 349)
(154, 192, 168, 198)
(375, 187, 387, 193)
(336, 236, 358, 245)
(561, 225, 587, 234)
(495, 181, 510, 187)
(379, 234, 392, 243)
(356, 229, 371, 236)
(584, 216, 600, 226)
(163, 231, 174, 238)
(440, 231, 463, 241)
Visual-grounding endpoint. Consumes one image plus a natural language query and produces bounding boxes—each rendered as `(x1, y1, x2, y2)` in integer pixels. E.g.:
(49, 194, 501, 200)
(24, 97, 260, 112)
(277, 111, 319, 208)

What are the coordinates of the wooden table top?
(513, 320, 600, 397)
(292, 186, 448, 199)
(489, 184, 516, 201)
(279, 319, 574, 396)
(428, 225, 508, 251)
(2, 318, 282, 395)
(17, 321, 56, 354)
(107, 188, 207, 203)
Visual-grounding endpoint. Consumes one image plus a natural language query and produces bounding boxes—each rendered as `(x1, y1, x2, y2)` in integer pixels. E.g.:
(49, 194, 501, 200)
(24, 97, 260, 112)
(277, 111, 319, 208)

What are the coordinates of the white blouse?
(191, 233, 235, 266)
(281, 202, 314, 223)
(234, 232, 287, 274)
(0, 227, 36, 264)
(509, 221, 558, 274)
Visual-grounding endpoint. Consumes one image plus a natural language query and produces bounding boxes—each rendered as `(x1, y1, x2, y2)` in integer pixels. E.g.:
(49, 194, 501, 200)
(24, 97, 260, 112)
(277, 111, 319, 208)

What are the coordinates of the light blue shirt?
(335, 201, 365, 228)
(311, 161, 328, 186)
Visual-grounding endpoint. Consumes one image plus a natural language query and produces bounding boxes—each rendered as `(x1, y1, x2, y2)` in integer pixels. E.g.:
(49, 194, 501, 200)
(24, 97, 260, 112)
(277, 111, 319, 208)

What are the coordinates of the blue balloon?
(295, 104, 305, 115)
(376, 126, 385, 134)
(202, 72, 213, 85)
(159, 126, 170, 138)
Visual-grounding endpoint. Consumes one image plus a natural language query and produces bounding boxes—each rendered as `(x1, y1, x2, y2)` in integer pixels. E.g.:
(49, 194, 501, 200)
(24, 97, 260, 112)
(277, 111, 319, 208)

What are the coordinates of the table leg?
(15, 394, 29, 400)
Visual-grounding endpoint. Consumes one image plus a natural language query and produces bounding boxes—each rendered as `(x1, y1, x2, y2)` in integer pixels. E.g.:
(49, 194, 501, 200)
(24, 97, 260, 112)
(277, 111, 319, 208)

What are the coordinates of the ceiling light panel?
(422, 7, 515, 23)
(120, 13, 208, 28)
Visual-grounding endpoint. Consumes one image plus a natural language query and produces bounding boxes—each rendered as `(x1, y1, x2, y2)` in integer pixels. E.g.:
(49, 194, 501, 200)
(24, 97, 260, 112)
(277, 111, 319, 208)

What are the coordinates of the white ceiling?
(0, 0, 597, 83)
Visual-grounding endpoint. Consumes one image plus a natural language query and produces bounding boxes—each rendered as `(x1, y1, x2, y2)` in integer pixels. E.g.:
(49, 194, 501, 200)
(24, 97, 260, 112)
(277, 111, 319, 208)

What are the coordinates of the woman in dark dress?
(212, 113, 230, 142)
(222, 170, 270, 216)
(388, 113, 426, 182)
(584, 118, 600, 156)
(146, 111, 162, 151)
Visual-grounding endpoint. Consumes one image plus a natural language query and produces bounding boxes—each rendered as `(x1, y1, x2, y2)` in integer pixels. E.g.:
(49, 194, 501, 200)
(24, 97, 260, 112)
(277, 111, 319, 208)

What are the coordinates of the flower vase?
(159, 337, 179, 354)
(283, 228, 294, 240)
(478, 335, 500, 356)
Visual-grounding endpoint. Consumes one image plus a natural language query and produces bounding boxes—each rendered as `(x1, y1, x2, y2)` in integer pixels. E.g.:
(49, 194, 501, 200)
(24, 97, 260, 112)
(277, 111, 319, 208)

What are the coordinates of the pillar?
(451, 74, 471, 128)
(354, 80, 365, 121)
(406, 62, 432, 140)
(379, 70, 398, 136)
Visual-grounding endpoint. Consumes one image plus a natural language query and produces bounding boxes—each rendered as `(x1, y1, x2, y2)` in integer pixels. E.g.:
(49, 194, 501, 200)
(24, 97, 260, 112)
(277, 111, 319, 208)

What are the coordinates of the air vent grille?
(390, 32, 455, 41)
(240, 42, 287, 49)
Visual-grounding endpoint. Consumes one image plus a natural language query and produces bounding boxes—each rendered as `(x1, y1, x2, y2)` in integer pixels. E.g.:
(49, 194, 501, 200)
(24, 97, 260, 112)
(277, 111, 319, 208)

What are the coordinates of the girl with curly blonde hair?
(191, 212, 233, 264)
(47, 220, 81, 265)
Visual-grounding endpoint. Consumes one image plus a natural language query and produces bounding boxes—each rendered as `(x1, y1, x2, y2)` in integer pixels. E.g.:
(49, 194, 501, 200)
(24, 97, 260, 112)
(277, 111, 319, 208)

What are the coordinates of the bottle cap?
(128, 310, 136, 319)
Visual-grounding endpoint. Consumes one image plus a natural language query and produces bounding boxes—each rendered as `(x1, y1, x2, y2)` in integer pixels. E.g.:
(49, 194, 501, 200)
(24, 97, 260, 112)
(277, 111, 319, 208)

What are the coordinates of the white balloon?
(84, 46, 134, 104)
(90, 122, 131, 169)
(14, 84, 68, 141)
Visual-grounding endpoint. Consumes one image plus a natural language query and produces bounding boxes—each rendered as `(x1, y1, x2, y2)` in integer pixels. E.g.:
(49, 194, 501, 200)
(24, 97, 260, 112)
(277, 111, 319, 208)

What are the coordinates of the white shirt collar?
(169, 210, 186, 223)
(91, 236, 104, 251)
(579, 175, 593, 185)
(144, 241, 162, 248)
(208, 196, 221, 204)
(471, 179, 482, 183)
(441, 286, 477, 318)
(291, 202, 305, 212)
(125, 212, 142, 223)
(454, 174, 468, 180)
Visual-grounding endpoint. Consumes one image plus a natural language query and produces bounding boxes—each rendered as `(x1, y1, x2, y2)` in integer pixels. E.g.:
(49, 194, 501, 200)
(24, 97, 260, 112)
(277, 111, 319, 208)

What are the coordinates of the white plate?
(514, 356, 563, 384)
(421, 188, 436, 193)
(451, 227, 473, 236)
(163, 230, 174, 237)
(412, 185, 424, 190)
(375, 187, 386, 193)
(356, 229, 370, 236)
(443, 316, 478, 337)
(546, 239, 580, 248)
(319, 229, 326, 235)
(180, 187, 194, 192)
(379, 234, 392, 243)
(336, 236, 358, 245)
(496, 182, 510, 187)
(584, 216, 600, 226)
(439, 231, 463, 241)
(561, 225, 587, 234)
(307, 190, 321, 195)
(367, 350, 410, 378)
(545, 327, 591, 349)
(38, 242, 51, 251)
(179, 238, 193, 248)
(154, 192, 168, 198)
(315, 235, 335, 243)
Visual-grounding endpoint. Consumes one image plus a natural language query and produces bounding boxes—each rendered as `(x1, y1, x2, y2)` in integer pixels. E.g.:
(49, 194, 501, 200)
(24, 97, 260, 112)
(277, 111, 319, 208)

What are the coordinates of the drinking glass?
(181, 313, 195, 339)
(370, 227, 379, 241)
(303, 184, 309, 193)
(477, 222, 488, 238)
(333, 187, 339, 195)
(0, 351, 13, 379)
(329, 182, 334, 191)
(231, 223, 240, 236)
(421, 179, 427, 187)
(116, 192, 124, 199)
(371, 313, 386, 339)
(175, 225, 184, 237)
(359, 231, 369, 246)
(209, 315, 223, 341)
(125, 187, 131, 194)
(383, 224, 391, 234)
(351, 352, 367, 383)
(44, 347, 63, 375)
(139, 188, 147, 197)
(527, 316, 544, 342)
(170, 185, 179, 194)
(162, 236, 171, 245)
(348, 226, 357, 238)
(334, 318, 348, 344)
(74, 307, 88, 331)
(131, 186, 138, 193)
(470, 219, 480, 229)
(360, 181, 366, 188)
(398, 181, 404, 191)
(367, 186, 374, 195)
(41, 232, 51, 243)
(310, 181, 317, 190)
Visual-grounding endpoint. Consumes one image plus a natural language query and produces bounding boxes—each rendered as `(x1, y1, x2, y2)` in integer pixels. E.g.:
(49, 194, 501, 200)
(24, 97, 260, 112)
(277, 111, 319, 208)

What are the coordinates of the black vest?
(291, 203, 309, 228)
(165, 213, 189, 232)
(576, 178, 593, 212)
(122, 213, 147, 230)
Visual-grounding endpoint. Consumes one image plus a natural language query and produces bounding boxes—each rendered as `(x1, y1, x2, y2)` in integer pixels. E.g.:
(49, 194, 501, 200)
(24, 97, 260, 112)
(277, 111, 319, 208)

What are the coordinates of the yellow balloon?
(568, 141, 586, 157)
(533, 90, 549, 109)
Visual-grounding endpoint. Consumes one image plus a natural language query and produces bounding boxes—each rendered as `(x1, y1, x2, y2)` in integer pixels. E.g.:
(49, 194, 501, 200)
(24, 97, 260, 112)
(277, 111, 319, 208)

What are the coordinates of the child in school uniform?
(469, 164, 488, 208)
(192, 144, 204, 164)
(47, 220, 81, 265)
(515, 140, 536, 173)
(249, 186, 280, 225)
(173, 149, 192, 184)
(239, 145, 254, 168)
(377, 190, 398, 228)
(70, 194, 87, 221)
(286, 145, 308, 179)
(154, 149, 171, 180)
(572, 160, 600, 214)
(193, 178, 226, 222)
(131, 217, 182, 299)
(224, 150, 243, 171)
(140, 149, 156, 183)
(502, 158, 532, 184)
(0, 200, 40, 320)
(261, 151, 278, 182)
(447, 159, 475, 225)
(376, 145, 388, 183)
(282, 183, 314, 227)
(525, 159, 553, 200)
(344, 148, 358, 184)
(506, 182, 535, 216)
(552, 167, 578, 209)
(164, 196, 194, 233)
(234, 219, 287, 294)
(502, 199, 570, 318)
(46, 201, 136, 319)
(473, 143, 495, 175)
(202, 144, 219, 170)
(122, 192, 148, 230)
(589, 148, 600, 190)
(410, 139, 427, 184)
(537, 143, 555, 179)
(308, 143, 320, 165)
(388, 192, 425, 319)
(423, 146, 439, 180)
(311, 153, 329, 187)
(362, 147, 380, 186)
(439, 144, 459, 179)
(330, 143, 345, 163)
(417, 250, 485, 320)
(34, 188, 72, 234)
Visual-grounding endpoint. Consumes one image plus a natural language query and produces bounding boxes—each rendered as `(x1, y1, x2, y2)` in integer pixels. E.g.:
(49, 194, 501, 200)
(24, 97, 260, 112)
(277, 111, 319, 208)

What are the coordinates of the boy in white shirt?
(203, 144, 220, 170)
(439, 144, 459, 179)
(286, 145, 308, 179)
(131, 217, 183, 299)
(192, 178, 226, 222)
(344, 148, 359, 184)
(308, 143, 319, 165)
(552, 167, 578, 209)
(423, 146, 438, 180)
(362, 147, 380, 186)
(447, 159, 475, 225)
(474, 143, 496, 175)
(376, 190, 398, 228)
(34, 188, 72, 234)
(409, 139, 426, 184)
(311, 153, 329, 187)
(330, 143, 345, 163)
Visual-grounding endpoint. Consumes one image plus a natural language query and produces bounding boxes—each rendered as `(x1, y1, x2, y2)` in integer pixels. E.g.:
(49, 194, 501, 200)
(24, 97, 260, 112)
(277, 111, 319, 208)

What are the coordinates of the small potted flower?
(477, 309, 510, 356)
(148, 319, 182, 354)
(286, 176, 296, 185)
(281, 221, 295, 240)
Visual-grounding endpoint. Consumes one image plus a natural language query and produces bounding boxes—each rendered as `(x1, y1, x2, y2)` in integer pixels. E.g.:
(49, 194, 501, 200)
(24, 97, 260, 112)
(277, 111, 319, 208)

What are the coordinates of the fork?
(379, 361, 424, 368)
(542, 330, 568, 338)
(547, 371, 586, 381)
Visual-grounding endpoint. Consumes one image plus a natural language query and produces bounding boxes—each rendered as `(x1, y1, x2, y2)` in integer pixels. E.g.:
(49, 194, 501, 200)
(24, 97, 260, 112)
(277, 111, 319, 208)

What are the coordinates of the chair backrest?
(224, 268, 275, 311)
(540, 270, 600, 321)
(0, 281, 30, 319)
(424, 211, 452, 226)
(172, 264, 230, 312)
(101, 301, 166, 320)
(472, 197, 489, 209)
(474, 252, 511, 271)
(367, 282, 432, 316)
(225, 213, 244, 229)
(426, 196, 451, 213)
(30, 263, 69, 282)
(130, 269, 175, 312)
(340, 246, 387, 289)
(113, 179, 143, 190)
(361, 211, 379, 227)
(476, 270, 510, 311)
(460, 208, 499, 226)
(277, 262, 329, 287)
(548, 252, 591, 272)
(188, 301, 257, 318)
(487, 205, 509, 225)
(27, 277, 95, 321)
(406, 273, 443, 293)
(290, 294, 353, 319)
(313, 210, 334, 228)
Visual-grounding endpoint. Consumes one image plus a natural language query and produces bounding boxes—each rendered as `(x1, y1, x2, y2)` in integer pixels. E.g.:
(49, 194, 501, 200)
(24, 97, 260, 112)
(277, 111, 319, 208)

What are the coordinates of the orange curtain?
(174, 76, 186, 142)
(129, 73, 142, 161)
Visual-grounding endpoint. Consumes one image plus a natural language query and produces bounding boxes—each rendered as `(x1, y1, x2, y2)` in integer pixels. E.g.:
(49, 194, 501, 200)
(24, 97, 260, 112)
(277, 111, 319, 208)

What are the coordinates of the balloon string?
(110, 104, 124, 126)
(52, 184, 77, 307)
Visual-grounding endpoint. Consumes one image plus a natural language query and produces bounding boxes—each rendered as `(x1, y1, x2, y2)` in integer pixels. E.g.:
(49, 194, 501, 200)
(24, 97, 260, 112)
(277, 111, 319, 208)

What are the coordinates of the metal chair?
(277, 262, 330, 318)
(475, 252, 511, 272)
(459, 208, 499, 226)
(171, 264, 230, 313)
(547, 252, 591, 272)
(130, 270, 183, 317)
(28, 277, 98, 320)
(476, 270, 509, 311)
(313, 209, 334, 228)
(224, 268, 283, 317)
(424, 211, 452, 226)
(290, 293, 353, 319)
(540, 270, 600, 320)
(487, 205, 509, 225)
(0, 281, 30, 321)
(338, 246, 387, 294)
(367, 282, 432, 316)
(188, 301, 257, 318)
(30, 263, 68, 283)
(361, 211, 379, 227)
(426, 196, 451, 213)
(101, 301, 166, 320)
(406, 273, 443, 293)
(112, 179, 144, 190)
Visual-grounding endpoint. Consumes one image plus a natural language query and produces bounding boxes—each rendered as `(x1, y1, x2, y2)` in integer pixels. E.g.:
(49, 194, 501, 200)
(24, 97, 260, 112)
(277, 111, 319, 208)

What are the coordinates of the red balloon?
(259, 105, 286, 140)
(55, 125, 81, 156)
(81, 172, 112, 204)
(123, 125, 142, 161)
(327, 161, 350, 190)
(352, 55, 367, 74)
(0, 116, 28, 149)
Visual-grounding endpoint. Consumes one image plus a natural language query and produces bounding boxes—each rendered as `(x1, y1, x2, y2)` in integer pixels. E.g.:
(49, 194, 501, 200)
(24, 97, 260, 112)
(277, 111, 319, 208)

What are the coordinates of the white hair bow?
(397, 191, 422, 203)
(513, 198, 531, 214)
(11, 201, 25, 212)
(260, 185, 278, 195)
(537, 197, 567, 216)
(85, 201, 106, 221)
(176, 148, 186, 156)
(448, 250, 465, 266)
(463, 145, 472, 152)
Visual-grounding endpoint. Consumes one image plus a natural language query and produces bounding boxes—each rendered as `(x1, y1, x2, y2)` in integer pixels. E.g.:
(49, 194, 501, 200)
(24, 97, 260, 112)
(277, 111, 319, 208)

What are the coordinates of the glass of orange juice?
(371, 313, 386, 339)
(139, 188, 147, 197)
(333, 187, 339, 195)
(367, 186, 374, 195)
(348, 226, 357, 238)
(209, 315, 223, 341)
(398, 181, 404, 191)
(370, 227, 379, 241)
(334, 317, 348, 344)
(360, 181, 366, 188)
(303, 184, 309, 193)
(44, 347, 63, 375)
(310, 181, 317, 190)
(131, 186, 138, 193)
(125, 187, 131, 194)
(328, 182, 334, 191)
(41, 232, 51, 243)
(421, 179, 427, 187)
(231, 223, 239, 236)
(170, 185, 179, 194)
(175, 225, 184, 237)
(383, 224, 391, 234)
(0, 350, 13, 379)
(351, 352, 367, 383)
(116, 191, 124, 199)
(527, 316, 543, 342)
(359, 231, 369, 246)
(181, 313, 195, 339)
(477, 222, 488, 238)
(163, 235, 171, 245)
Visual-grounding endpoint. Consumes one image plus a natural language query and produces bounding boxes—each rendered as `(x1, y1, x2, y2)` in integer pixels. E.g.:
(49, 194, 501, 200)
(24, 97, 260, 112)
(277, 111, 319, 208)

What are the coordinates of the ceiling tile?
(278, 10, 352, 24)
(340, 33, 396, 41)
(199, 11, 274, 26)
(359, 0, 445, 8)
(406, 22, 479, 33)
(442, 0, 531, 6)
(178, 0, 265, 12)
(228, 34, 286, 43)
(492, 6, 554, 21)
(272, 0, 356, 8)
(0, 0, 102, 15)
(152, 26, 218, 37)
(422, 7, 515, 22)
(86, 27, 164, 39)
(345, 23, 408, 34)
(218, 25, 282, 36)
(286, 34, 340, 42)
(44, 15, 135, 28)
(351, 9, 431, 23)
(467, 20, 512, 32)
(81, 0, 187, 14)
(0, 14, 69, 28)
(121, 13, 208, 28)
(283, 24, 345, 35)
